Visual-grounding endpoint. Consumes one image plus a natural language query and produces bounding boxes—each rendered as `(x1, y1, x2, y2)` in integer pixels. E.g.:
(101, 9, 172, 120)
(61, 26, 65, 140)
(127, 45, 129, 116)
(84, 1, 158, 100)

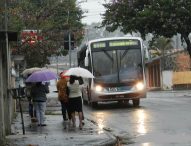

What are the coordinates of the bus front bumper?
(91, 90, 147, 102)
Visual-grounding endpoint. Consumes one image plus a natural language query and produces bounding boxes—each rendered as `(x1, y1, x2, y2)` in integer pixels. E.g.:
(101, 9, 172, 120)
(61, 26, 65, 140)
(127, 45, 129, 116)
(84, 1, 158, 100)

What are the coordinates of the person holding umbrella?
(67, 75, 84, 129)
(22, 68, 42, 122)
(56, 72, 71, 121)
(25, 69, 57, 126)
(31, 82, 49, 126)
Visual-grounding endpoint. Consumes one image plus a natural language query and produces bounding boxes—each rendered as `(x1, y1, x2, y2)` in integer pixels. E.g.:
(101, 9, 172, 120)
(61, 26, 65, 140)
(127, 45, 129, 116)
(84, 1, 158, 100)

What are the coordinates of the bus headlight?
(135, 82, 145, 91)
(95, 85, 103, 92)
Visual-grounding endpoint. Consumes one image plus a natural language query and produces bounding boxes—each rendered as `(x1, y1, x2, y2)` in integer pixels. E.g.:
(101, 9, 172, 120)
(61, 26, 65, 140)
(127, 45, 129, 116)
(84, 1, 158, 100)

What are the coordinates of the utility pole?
(69, 31, 72, 67)
(67, 7, 72, 68)
(5, 0, 12, 135)
(0, 0, 7, 143)
(57, 52, 59, 75)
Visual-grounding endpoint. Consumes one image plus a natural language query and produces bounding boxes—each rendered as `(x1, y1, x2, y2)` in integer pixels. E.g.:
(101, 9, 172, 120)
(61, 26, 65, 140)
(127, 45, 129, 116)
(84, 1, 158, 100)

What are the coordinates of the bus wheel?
(132, 99, 140, 107)
(91, 102, 98, 108)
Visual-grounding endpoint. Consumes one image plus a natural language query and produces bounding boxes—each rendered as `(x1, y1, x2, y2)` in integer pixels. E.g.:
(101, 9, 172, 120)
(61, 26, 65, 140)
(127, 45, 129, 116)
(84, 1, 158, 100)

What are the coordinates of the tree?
(6, 0, 84, 68)
(150, 36, 173, 53)
(102, 0, 191, 57)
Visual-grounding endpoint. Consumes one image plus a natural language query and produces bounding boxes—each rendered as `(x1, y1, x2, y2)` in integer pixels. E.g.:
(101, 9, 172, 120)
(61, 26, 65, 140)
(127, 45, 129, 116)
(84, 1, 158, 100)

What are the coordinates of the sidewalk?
(6, 113, 116, 146)
(5, 86, 116, 146)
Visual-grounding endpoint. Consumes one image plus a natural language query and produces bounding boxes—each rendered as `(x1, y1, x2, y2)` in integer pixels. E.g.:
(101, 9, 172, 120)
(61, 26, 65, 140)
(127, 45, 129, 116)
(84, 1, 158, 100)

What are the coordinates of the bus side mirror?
(85, 57, 89, 67)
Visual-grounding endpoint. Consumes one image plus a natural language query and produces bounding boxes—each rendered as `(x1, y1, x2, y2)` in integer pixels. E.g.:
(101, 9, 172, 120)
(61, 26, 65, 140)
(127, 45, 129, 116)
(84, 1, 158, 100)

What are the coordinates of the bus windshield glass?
(92, 41, 143, 84)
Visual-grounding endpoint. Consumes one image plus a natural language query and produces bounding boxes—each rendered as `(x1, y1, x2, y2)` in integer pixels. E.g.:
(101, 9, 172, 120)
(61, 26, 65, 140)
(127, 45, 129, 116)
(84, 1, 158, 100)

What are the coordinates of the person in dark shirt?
(31, 82, 49, 126)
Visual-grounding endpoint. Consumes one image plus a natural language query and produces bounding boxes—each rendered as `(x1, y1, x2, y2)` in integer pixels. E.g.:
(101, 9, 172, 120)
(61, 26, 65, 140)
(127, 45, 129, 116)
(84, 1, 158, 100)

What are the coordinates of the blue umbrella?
(26, 70, 57, 82)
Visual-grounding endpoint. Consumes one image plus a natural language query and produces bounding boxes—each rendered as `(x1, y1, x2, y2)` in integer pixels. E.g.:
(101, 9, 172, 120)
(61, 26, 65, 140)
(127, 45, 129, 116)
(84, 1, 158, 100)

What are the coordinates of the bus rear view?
(78, 37, 147, 107)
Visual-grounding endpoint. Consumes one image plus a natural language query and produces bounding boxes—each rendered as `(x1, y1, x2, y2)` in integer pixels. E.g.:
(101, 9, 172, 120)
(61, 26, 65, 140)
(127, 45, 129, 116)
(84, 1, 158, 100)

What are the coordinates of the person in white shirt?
(67, 75, 84, 129)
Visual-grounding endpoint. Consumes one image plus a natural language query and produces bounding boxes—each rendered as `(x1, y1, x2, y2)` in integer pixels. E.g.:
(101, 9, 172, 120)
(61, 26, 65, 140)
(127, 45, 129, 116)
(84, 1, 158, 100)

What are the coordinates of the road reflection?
(95, 112, 105, 134)
(135, 110, 147, 135)
(142, 143, 151, 146)
(97, 118, 104, 134)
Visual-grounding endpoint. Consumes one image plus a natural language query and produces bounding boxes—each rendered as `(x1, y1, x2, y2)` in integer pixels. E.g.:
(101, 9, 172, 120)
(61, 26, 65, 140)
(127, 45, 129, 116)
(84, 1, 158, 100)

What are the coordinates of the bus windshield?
(92, 48, 143, 84)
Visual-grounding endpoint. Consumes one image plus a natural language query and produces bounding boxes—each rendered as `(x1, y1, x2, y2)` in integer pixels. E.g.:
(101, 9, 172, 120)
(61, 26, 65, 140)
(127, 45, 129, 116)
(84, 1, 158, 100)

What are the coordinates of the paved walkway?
(6, 86, 116, 146)
(6, 113, 116, 146)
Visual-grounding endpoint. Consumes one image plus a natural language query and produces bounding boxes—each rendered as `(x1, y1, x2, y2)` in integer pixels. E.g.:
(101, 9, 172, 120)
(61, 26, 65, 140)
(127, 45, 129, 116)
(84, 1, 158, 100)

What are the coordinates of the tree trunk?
(183, 35, 191, 58)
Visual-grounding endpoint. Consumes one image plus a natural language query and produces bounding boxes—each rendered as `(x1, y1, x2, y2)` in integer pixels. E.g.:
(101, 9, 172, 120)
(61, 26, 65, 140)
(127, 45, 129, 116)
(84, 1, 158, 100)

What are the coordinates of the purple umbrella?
(26, 70, 57, 82)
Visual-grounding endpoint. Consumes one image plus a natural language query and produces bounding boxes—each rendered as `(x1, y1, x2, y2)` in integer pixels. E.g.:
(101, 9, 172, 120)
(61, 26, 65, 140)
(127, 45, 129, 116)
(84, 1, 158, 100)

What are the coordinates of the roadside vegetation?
(102, 0, 191, 58)
(3, 0, 84, 68)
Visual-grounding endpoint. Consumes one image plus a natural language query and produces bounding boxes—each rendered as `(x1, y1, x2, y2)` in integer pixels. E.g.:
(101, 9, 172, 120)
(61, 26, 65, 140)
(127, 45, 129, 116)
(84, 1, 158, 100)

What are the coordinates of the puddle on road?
(87, 118, 135, 146)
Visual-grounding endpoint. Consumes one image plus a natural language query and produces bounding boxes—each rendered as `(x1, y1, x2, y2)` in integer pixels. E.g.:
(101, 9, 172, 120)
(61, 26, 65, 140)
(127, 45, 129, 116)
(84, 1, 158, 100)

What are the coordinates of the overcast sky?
(80, 0, 110, 24)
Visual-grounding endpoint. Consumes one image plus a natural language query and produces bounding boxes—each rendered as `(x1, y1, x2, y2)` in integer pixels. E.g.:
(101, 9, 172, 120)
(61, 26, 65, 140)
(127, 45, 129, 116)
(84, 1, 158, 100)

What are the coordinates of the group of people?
(57, 72, 84, 129)
(25, 71, 84, 129)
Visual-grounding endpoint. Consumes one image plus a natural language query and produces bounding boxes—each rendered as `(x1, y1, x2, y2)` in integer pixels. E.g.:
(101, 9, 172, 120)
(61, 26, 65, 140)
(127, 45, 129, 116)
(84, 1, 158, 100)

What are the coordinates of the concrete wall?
(162, 71, 191, 90)
(172, 71, 191, 84)
(0, 41, 6, 144)
(162, 71, 173, 90)
(3, 42, 11, 135)
(0, 36, 17, 144)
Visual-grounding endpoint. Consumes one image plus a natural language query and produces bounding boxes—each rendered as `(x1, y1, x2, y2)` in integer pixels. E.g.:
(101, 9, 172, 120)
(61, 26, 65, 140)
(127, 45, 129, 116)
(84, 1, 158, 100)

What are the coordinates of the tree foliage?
(7, 0, 84, 68)
(102, 0, 191, 57)
(150, 36, 173, 51)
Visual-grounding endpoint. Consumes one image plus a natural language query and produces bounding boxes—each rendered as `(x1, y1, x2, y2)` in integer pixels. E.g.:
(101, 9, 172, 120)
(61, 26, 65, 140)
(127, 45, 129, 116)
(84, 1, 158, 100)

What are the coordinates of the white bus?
(77, 37, 147, 107)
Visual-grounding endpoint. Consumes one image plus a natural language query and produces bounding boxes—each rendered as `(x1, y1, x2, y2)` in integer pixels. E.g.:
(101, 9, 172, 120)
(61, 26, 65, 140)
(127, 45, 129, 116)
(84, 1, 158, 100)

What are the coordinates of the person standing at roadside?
(57, 72, 71, 121)
(67, 75, 84, 129)
(31, 82, 49, 126)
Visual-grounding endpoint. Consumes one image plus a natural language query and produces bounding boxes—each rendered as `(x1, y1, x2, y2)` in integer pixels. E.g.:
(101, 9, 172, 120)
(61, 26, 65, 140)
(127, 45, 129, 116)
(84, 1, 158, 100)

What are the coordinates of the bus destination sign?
(109, 40, 138, 47)
(92, 42, 106, 48)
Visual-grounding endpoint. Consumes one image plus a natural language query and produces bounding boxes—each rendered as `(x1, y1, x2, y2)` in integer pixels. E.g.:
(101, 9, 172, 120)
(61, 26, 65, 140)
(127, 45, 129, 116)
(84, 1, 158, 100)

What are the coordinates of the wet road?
(83, 91, 191, 146)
